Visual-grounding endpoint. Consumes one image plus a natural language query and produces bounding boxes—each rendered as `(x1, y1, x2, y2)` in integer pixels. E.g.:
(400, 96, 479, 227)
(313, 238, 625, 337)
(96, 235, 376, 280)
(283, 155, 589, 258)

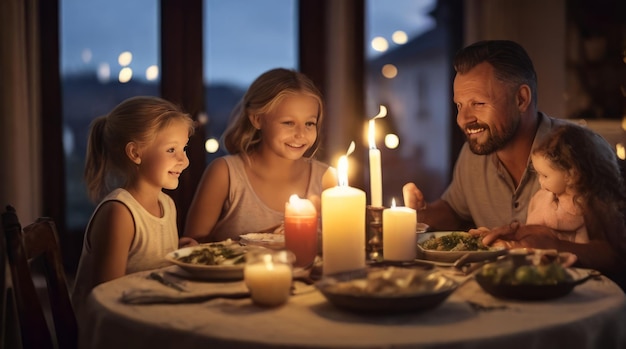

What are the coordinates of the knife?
(148, 272, 188, 292)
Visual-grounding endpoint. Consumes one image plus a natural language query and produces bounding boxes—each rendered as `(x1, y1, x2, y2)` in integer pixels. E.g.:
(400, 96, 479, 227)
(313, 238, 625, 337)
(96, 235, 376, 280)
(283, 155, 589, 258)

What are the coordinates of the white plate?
(165, 241, 256, 280)
(416, 222, 430, 234)
(239, 233, 285, 249)
(417, 231, 506, 263)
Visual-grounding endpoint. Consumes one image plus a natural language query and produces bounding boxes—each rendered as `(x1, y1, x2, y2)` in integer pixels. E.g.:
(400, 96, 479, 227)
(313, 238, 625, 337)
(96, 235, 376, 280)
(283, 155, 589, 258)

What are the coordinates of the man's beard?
(466, 119, 519, 155)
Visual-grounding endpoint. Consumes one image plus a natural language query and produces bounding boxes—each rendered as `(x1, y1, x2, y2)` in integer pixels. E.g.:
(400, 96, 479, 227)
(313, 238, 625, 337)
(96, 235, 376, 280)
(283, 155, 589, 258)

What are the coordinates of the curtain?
(0, 0, 41, 225)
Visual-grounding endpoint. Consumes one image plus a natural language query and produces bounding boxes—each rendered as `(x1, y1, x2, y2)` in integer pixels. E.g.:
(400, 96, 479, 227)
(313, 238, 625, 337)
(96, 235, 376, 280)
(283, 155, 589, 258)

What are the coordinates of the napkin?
(120, 271, 251, 305)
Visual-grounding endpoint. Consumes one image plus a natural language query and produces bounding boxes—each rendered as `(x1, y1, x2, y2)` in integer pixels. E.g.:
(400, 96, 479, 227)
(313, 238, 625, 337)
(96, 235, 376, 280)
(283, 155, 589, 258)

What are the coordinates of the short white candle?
(322, 152, 366, 275)
(244, 255, 292, 307)
(383, 199, 417, 261)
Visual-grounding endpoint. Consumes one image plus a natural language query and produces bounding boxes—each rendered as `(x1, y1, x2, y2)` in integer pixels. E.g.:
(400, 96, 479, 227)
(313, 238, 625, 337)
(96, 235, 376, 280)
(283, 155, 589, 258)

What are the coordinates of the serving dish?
(315, 267, 457, 314)
(417, 231, 506, 263)
(475, 267, 597, 300)
(165, 240, 259, 280)
(239, 232, 285, 249)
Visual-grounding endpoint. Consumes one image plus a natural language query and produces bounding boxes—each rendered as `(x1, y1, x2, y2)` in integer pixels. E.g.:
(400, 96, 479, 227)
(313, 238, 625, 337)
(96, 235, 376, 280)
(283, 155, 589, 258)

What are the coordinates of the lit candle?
(244, 252, 293, 307)
(368, 105, 387, 207)
(383, 198, 417, 261)
(284, 194, 318, 268)
(322, 142, 366, 275)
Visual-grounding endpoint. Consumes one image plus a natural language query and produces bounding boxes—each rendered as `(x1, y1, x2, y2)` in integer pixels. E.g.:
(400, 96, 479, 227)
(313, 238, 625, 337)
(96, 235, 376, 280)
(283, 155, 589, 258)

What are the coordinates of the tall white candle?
(368, 105, 386, 207)
(322, 151, 366, 275)
(369, 119, 382, 208)
(383, 199, 417, 261)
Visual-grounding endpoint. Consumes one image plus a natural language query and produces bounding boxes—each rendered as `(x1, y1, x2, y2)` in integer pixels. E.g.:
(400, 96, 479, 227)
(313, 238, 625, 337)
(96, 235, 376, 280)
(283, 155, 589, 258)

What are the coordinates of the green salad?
(420, 232, 489, 251)
(176, 240, 247, 266)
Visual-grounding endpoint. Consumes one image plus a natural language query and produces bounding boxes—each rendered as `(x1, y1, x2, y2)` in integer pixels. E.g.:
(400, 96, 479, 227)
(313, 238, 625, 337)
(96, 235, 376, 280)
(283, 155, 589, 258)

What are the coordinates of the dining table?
(78, 262, 626, 349)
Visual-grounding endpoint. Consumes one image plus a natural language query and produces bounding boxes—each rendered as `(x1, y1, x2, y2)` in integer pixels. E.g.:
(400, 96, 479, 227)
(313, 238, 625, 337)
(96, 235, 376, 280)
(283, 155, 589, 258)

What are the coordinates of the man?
(403, 40, 626, 289)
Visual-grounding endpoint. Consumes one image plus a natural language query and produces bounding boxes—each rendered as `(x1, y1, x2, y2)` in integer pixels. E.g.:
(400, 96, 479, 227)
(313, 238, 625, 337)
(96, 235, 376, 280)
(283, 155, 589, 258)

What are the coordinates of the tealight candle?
(322, 148, 366, 275)
(383, 199, 417, 261)
(284, 194, 318, 268)
(244, 250, 293, 307)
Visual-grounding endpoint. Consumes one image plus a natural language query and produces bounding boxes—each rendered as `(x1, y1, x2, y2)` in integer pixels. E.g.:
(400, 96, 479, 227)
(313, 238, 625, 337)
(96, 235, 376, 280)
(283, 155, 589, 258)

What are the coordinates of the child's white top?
(72, 188, 179, 320)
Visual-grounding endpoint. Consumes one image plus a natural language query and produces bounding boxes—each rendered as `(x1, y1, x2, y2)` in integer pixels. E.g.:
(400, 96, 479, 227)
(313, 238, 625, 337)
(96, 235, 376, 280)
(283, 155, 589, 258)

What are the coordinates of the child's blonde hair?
(84, 96, 195, 202)
(222, 68, 324, 158)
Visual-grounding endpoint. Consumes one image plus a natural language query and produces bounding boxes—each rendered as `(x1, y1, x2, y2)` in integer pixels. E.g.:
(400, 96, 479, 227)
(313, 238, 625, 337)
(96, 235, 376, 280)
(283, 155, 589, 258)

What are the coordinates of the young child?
(185, 68, 336, 243)
(526, 123, 626, 244)
(71, 96, 195, 317)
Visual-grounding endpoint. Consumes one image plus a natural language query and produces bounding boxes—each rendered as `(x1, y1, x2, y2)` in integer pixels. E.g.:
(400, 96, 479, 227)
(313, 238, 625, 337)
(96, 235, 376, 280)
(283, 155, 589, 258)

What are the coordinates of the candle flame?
(263, 254, 275, 270)
(289, 194, 301, 206)
(372, 105, 387, 120)
(337, 142, 355, 186)
(391, 198, 396, 208)
(368, 120, 376, 149)
(346, 141, 355, 156)
(338, 155, 349, 186)
(368, 105, 387, 149)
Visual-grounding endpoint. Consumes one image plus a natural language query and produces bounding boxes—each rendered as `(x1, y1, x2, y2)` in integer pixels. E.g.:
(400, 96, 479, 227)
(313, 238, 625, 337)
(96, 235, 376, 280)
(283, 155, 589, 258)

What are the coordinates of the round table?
(79, 266, 626, 349)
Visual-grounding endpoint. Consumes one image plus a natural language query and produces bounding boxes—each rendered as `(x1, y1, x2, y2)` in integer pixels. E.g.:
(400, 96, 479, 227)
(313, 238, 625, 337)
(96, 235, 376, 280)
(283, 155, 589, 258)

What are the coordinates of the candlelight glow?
(390, 198, 397, 208)
(346, 141, 355, 156)
(288, 194, 315, 212)
(617, 143, 625, 160)
(368, 105, 388, 149)
(263, 254, 273, 268)
(338, 155, 349, 187)
(338, 141, 355, 187)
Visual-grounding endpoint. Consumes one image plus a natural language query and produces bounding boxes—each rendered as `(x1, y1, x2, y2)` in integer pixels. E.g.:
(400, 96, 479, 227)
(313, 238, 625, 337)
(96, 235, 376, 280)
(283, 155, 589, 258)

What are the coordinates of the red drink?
(284, 215, 318, 268)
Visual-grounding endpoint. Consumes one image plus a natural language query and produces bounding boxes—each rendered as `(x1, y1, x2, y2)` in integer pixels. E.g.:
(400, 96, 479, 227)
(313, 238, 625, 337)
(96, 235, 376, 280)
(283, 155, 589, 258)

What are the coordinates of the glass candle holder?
(285, 195, 318, 268)
(244, 249, 294, 307)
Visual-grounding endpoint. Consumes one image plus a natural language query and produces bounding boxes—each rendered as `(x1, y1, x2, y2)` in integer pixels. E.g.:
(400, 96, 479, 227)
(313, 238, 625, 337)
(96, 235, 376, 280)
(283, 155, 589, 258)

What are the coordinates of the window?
(202, 0, 297, 164)
(365, 0, 450, 204)
(61, 0, 160, 230)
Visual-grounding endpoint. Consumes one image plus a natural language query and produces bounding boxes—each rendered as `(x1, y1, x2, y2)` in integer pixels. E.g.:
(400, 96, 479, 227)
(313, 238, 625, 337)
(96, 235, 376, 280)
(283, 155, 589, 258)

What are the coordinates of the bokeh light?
(97, 63, 111, 83)
(371, 36, 389, 52)
(146, 65, 159, 81)
(118, 67, 133, 83)
(382, 64, 398, 79)
(205, 138, 220, 153)
(118, 51, 133, 66)
(385, 134, 399, 149)
(391, 30, 408, 44)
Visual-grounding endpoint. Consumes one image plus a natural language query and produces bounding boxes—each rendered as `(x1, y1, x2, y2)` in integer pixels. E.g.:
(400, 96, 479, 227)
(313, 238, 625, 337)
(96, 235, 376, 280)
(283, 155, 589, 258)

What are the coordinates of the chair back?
(1, 205, 77, 349)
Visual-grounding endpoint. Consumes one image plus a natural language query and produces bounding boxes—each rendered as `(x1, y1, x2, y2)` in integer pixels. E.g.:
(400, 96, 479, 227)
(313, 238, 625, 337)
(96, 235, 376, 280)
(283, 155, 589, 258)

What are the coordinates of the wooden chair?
(1, 205, 77, 349)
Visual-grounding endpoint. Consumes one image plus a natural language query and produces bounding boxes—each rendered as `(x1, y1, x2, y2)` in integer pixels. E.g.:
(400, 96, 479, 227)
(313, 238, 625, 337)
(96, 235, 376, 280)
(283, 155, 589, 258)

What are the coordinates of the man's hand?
(480, 221, 560, 250)
(402, 182, 426, 210)
(178, 236, 199, 248)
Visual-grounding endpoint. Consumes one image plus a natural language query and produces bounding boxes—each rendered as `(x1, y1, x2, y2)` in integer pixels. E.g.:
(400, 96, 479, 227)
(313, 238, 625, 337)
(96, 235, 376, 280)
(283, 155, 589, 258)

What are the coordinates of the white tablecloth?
(79, 265, 626, 349)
